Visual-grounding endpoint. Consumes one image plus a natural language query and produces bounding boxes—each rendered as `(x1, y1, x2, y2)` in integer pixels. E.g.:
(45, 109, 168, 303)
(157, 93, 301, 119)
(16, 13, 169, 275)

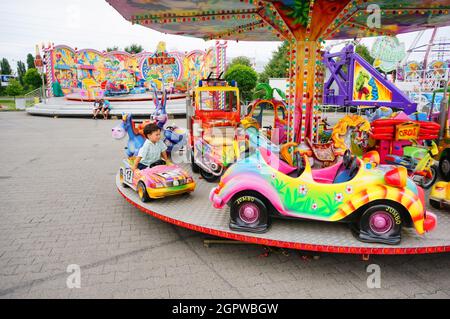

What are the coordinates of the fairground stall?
(41, 41, 227, 102)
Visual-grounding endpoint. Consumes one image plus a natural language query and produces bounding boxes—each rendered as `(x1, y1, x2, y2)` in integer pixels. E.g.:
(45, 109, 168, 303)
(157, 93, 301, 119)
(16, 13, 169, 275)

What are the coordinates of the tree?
(224, 64, 258, 102)
(106, 46, 119, 52)
(23, 68, 42, 90)
(124, 44, 144, 54)
(5, 79, 24, 96)
(355, 44, 374, 65)
(26, 53, 35, 69)
(258, 41, 289, 83)
(17, 61, 27, 85)
(1, 58, 12, 75)
(227, 56, 252, 70)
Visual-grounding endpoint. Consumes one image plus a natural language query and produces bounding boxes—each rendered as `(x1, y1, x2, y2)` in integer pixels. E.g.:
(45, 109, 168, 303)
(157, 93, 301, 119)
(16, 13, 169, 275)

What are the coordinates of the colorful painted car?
(210, 148, 437, 245)
(429, 181, 450, 210)
(189, 74, 244, 182)
(119, 158, 195, 201)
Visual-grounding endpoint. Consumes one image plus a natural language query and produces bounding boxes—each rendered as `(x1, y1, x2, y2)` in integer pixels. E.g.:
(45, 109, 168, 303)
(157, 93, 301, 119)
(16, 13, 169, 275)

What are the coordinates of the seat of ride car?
(333, 156, 359, 183)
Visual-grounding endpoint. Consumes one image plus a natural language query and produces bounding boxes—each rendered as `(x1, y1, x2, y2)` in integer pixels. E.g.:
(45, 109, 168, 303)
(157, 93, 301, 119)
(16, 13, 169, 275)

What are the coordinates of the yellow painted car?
(430, 181, 450, 210)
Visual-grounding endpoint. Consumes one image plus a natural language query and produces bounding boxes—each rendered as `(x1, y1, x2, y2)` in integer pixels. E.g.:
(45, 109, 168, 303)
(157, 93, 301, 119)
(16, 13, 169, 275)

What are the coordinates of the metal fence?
(23, 88, 43, 107)
(0, 88, 43, 110)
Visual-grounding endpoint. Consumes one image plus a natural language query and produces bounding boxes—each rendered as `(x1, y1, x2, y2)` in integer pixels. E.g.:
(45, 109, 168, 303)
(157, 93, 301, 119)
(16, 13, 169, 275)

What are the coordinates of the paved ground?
(0, 112, 449, 299)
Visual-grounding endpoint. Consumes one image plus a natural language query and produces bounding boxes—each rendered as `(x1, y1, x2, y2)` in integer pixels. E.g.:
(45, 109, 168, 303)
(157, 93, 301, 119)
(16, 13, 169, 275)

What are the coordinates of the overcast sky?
(1, 0, 450, 74)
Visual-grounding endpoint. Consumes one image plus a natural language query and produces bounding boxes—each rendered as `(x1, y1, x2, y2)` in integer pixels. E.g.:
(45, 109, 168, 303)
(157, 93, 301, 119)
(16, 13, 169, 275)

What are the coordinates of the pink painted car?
(119, 158, 195, 201)
(210, 147, 437, 245)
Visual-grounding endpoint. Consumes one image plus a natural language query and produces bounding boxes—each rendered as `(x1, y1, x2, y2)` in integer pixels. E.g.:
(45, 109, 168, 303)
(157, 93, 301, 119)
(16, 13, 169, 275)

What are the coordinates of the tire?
(137, 181, 151, 202)
(421, 165, 438, 189)
(200, 168, 220, 183)
(119, 169, 129, 188)
(356, 204, 402, 245)
(430, 199, 442, 210)
(439, 153, 450, 181)
(229, 194, 269, 233)
(191, 151, 200, 173)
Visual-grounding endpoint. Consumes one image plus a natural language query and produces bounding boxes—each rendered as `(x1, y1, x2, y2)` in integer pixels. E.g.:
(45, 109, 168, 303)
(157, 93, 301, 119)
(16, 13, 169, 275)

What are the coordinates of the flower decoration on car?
(335, 193, 344, 202)
(299, 185, 308, 196)
(345, 185, 353, 194)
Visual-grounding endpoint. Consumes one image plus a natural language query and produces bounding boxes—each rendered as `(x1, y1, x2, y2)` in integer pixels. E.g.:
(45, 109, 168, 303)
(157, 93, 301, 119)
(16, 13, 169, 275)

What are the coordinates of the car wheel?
(137, 181, 150, 202)
(439, 154, 450, 181)
(421, 165, 438, 189)
(229, 194, 269, 233)
(355, 204, 402, 245)
(119, 169, 129, 188)
(430, 199, 442, 210)
(191, 151, 200, 173)
(200, 168, 219, 183)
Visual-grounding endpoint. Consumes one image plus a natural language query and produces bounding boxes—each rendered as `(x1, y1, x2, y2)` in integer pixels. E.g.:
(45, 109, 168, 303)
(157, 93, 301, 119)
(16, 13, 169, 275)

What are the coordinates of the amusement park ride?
(110, 0, 450, 255)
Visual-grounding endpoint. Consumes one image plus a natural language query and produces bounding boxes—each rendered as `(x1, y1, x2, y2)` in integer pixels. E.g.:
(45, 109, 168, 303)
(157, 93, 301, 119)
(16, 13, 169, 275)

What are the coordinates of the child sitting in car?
(133, 123, 170, 170)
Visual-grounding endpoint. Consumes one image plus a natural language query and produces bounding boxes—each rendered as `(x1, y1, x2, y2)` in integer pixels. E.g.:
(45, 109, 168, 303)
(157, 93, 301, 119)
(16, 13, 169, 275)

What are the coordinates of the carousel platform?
(116, 166, 450, 256)
(27, 97, 188, 117)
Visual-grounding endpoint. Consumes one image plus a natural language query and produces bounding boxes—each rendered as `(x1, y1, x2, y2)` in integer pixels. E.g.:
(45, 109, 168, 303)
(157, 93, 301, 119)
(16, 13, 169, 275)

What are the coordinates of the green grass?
(0, 99, 16, 111)
(0, 98, 34, 111)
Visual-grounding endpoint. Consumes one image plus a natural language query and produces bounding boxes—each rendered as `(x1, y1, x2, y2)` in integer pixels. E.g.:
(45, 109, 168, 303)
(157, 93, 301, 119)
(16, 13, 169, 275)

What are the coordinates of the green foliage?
(355, 44, 374, 65)
(253, 83, 286, 100)
(124, 44, 144, 54)
(106, 46, 119, 52)
(5, 79, 24, 96)
(23, 68, 42, 90)
(17, 61, 27, 85)
(1, 58, 12, 75)
(258, 41, 289, 83)
(227, 56, 252, 69)
(26, 54, 35, 69)
(224, 64, 258, 102)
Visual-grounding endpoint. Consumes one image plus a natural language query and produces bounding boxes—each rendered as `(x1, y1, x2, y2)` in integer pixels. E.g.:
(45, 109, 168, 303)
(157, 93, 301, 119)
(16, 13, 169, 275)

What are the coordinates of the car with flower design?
(209, 147, 437, 245)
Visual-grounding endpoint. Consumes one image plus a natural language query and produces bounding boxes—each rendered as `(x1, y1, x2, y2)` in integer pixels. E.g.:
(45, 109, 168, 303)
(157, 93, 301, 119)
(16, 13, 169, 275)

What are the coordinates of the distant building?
(1, 74, 16, 86)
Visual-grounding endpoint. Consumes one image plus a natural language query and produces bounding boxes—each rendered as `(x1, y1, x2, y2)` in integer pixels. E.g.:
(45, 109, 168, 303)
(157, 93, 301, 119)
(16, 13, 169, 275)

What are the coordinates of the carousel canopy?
(106, 0, 450, 42)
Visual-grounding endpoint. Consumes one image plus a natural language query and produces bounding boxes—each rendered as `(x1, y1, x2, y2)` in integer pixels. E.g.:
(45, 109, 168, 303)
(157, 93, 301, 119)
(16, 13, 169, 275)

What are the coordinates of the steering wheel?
(294, 152, 304, 177)
(343, 149, 352, 169)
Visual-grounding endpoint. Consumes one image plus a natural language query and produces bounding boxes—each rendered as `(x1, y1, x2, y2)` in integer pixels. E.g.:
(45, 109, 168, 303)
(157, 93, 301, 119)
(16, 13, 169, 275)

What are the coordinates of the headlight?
(384, 166, 407, 188)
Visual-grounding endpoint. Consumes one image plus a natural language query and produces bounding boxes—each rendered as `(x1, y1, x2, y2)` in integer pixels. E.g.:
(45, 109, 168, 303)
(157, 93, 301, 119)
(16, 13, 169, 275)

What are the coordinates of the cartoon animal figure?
(150, 82, 168, 129)
(355, 71, 370, 100)
(331, 115, 371, 151)
(149, 82, 187, 153)
(156, 41, 167, 54)
(366, 106, 393, 122)
(112, 114, 145, 157)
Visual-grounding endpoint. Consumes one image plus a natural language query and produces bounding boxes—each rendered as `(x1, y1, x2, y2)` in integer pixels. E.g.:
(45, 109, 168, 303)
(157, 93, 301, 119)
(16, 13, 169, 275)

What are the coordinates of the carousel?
(109, 0, 450, 256)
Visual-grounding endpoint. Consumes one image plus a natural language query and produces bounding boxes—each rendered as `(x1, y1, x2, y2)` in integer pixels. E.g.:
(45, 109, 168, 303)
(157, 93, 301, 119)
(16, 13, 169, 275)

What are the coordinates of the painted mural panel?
(47, 42, 223, 96)
(53, 46, 78, 94)
(353, 61, 392, 102)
